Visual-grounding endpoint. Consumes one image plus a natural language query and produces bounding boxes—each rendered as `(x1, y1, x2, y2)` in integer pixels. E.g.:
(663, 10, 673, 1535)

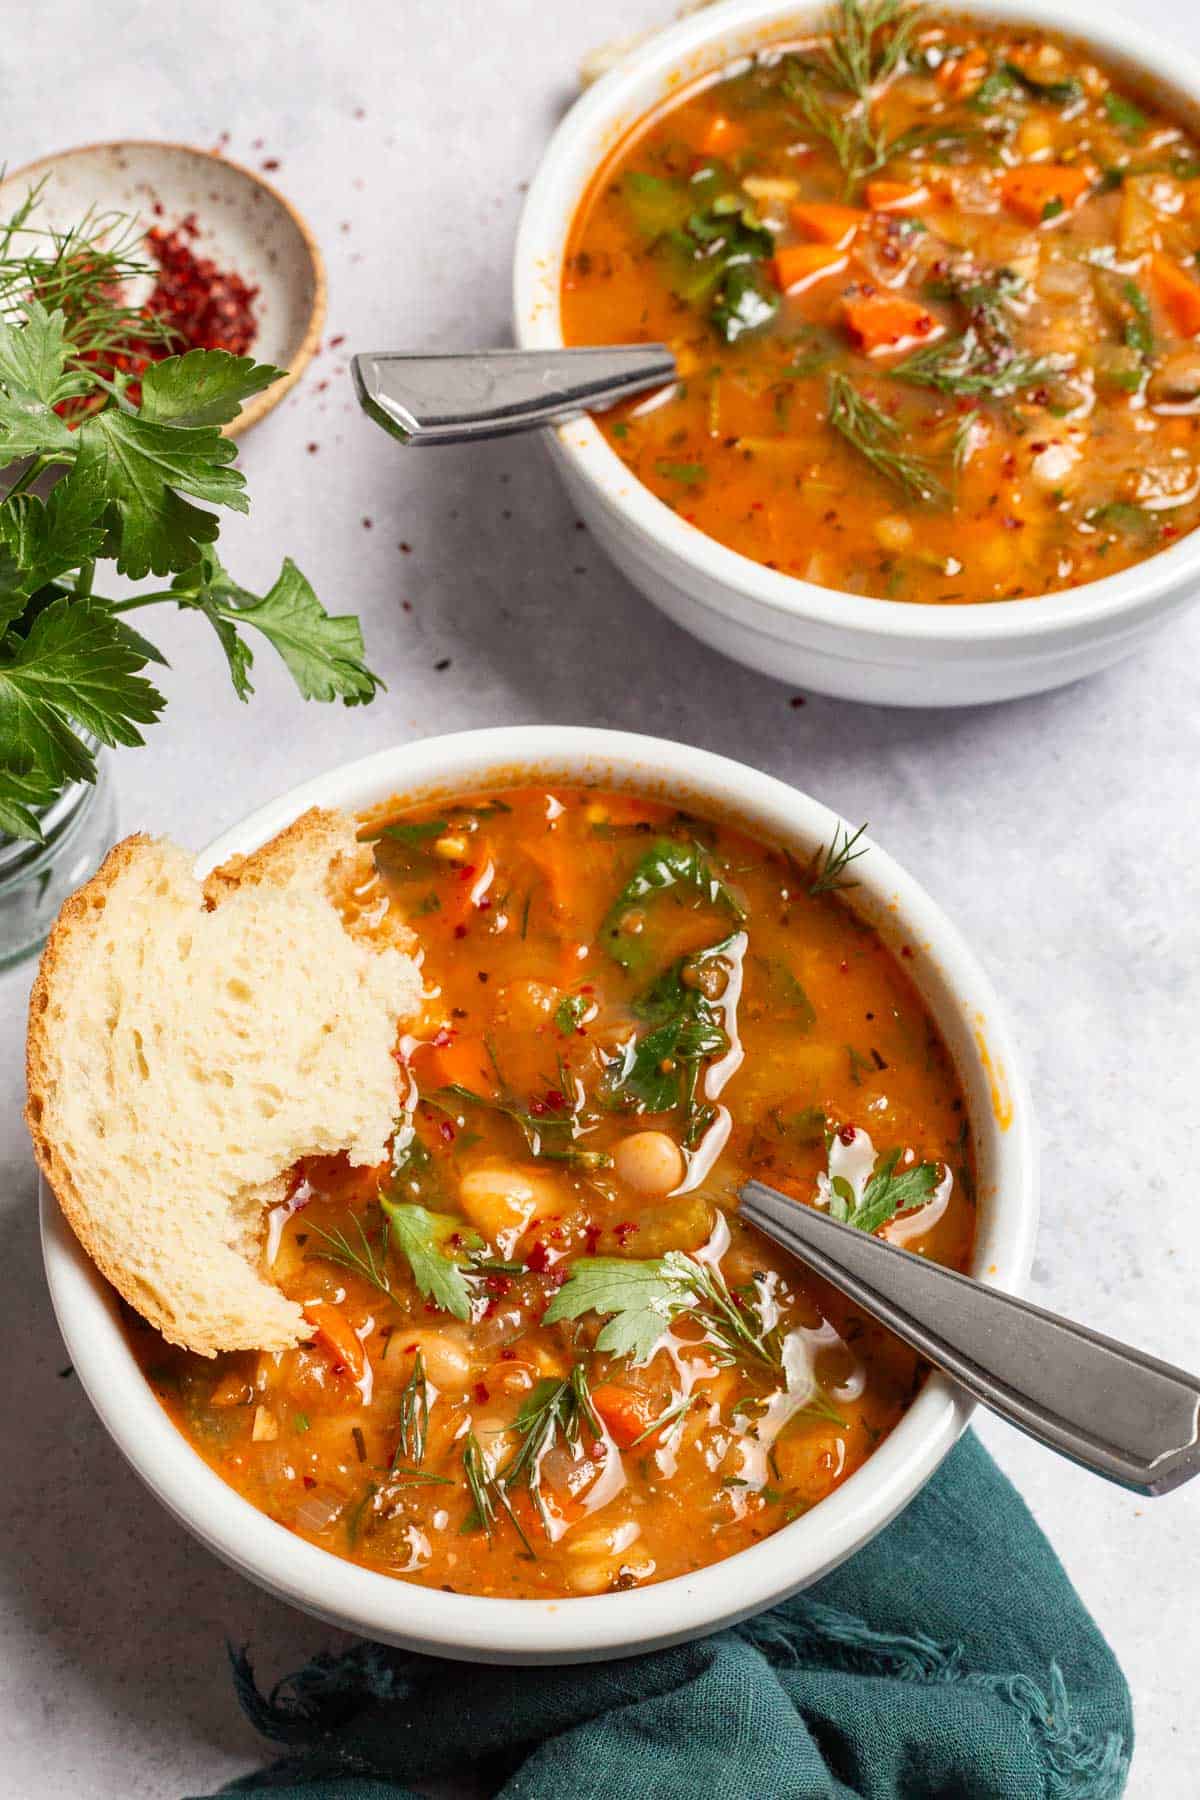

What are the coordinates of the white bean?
(613, 1131, 686, 1197)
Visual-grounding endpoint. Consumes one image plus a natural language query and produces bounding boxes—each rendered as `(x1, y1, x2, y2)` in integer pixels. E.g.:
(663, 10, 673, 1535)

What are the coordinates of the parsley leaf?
(172, 549, 382, 705)
(827, 1144, 942, 1233)
(0, 595, 165, 832)
(601, 838, 745, 970)
(137, 349, 284, 428)
(543, 1254, 698, 1361)
(601, 940, 734, 1140)
(378, 1198, 482, 1321)
(545, 1248, 780, 1368)
(77, 407, 246, 579)
(0, 301, 84, 459)
(0, 462, 109, 613)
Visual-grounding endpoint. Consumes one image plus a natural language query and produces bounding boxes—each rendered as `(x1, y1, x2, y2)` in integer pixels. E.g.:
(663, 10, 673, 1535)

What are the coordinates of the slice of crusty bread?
(26, 807, 423, 1357)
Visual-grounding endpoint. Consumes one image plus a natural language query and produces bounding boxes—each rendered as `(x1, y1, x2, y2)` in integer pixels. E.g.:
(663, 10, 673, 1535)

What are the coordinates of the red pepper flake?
(302, 1475, 316, 1489)
(484, 1276, 511, 1299)
(584, 1223, 601, 1254)
(543, 1089, 566, 1113)
(453, 923, 468, 940)
(362, 517, 373, 530)
(901, 945, 915, 959)
(328, 333, 346, 348)
(141, 214, 258, 361)
(837, 1124, 857, 1146)
(262, 157, 281, 172)
(789, 695, 806, 708)
(474, 1381, 491, 1404)
(438, 1119, 456, 1144)
(399, 542, 412, 553)
(525, 1241, 552, 1274)
(307, 442, 319, 454)
(615, 1221, 638, 1246)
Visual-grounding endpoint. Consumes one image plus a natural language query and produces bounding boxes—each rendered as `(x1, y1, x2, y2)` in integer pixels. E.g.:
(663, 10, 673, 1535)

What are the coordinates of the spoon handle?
(352, 346, 676, 445)
(739, 1179, 1200, 1496)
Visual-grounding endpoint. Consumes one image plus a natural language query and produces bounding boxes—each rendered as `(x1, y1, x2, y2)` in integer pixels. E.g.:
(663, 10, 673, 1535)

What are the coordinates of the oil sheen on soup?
(128, 788, 976, 1599)
(560, 5, 1200, 604)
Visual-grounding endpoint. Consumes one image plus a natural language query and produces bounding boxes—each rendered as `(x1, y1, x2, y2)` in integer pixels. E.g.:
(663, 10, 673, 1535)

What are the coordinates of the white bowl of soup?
(514, 0, 1200, 705)
(40, 727, 1037, 1660)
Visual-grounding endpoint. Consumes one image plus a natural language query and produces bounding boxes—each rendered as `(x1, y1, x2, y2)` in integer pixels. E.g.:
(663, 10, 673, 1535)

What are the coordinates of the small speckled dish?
(0, 140, 326, 435)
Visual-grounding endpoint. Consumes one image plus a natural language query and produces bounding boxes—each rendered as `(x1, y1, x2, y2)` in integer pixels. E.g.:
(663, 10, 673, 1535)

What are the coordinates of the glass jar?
(0, 753, 116, 971)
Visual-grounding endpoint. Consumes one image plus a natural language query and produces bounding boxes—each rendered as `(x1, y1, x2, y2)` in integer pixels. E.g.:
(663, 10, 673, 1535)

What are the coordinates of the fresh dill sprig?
(630, 1393, 694, 1446)
(304, 1213, 394, 1300)
(827, 372, 946, 502)
(809, 820, 869, 895)
(461, 1430, 536, 1557)
(498, 1364, 602, 1527)
(952, 408, 982, 474)
(896, 330, 1068, 396)
(392, 1349, 430, 1469)
(0, 179, 175, 381)
(823, 0, 919, 93)
(782, 1, 933, 193)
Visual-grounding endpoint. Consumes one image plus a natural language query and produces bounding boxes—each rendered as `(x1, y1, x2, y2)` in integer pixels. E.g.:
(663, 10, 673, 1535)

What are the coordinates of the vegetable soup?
(561, 3, 1200, 603)
(128, 788, 976, 1599)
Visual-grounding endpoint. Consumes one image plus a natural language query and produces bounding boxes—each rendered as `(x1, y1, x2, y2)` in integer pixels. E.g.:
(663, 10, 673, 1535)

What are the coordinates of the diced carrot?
(590, 1383, 658, 1449)
(788, 201, 867, 247)
(998, 163, 1092, 225)
(410, 1031, 496, 1096)
(843, 292, 942, 355)
(773, 243, 849, 294)
(700, 114, 745, 156)
(865, 179, 929, 213)
(1149, 252, 1200, 337)
(304, 1302, 366, 1382)
(935, 45, 988, 98)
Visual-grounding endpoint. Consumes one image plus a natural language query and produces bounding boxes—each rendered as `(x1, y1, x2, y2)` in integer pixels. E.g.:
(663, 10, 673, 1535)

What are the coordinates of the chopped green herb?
(809, 820, 868, 895)
(826, 1141, 942, 1233)
(545, 1250, 781, 1369)
(393, 1348, 430, 1468)
(655, 460, 708, 485)
(827, 373, 945, 504)
(304, 1213, 394, 1300)
(378, 1198, 481, 1320)
(601, 838, 745, 971)
(1103, 91, 1147, 136)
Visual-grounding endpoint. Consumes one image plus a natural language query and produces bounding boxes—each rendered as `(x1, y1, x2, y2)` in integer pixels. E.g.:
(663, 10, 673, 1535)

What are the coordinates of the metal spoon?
(352, 346, 676, 445)
(739, 1179, 1200, 1497)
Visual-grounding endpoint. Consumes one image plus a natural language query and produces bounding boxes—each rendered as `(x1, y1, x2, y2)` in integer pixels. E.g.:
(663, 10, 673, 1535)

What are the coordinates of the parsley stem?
(108, 589, 200, 612)
(74, 559, 95, 600)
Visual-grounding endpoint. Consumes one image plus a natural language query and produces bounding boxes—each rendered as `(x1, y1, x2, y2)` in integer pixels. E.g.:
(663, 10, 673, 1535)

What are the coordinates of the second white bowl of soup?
(41, 728, 1037, 1659)
(514, 0, 1200, 705)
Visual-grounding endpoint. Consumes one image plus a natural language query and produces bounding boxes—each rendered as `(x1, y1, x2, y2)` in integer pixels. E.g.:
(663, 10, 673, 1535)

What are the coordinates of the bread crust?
(27, 808, 420, 1357)
(27, 836, 170, 1343)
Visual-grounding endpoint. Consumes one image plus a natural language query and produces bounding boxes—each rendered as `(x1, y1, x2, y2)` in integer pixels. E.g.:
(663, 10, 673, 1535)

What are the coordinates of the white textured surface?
(0, 1, 1196, 1795)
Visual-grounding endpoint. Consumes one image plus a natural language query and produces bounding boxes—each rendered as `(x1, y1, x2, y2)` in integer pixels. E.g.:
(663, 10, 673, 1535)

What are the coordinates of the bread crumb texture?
(26, 809, 422, 1357)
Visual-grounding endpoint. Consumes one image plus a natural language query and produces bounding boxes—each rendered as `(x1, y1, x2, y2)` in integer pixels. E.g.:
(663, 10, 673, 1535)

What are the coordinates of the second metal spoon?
(740, 1178, 1200, 1497)
(352, 345, 676, 445)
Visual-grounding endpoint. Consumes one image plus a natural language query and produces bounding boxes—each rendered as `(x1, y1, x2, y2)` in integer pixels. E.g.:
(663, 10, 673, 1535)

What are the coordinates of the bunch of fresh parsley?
(0, 214, 379, 842)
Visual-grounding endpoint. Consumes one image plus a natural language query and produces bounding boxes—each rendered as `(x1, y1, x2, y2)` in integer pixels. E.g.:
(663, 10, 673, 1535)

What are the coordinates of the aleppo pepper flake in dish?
(562, 0, 1200, 604)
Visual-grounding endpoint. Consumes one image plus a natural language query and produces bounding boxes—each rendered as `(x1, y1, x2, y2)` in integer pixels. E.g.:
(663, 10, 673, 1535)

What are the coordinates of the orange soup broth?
(128, 787, 976, 1599)
(561, 13, 1200, 603)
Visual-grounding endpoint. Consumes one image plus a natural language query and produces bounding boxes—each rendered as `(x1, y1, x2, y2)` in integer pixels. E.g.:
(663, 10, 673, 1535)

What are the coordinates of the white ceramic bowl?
(513, 0, 1200, 706)
(39, 727, 1038, 1662)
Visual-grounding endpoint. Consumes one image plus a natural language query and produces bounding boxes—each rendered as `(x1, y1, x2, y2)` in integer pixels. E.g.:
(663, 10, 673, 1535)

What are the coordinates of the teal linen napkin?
(196, 1432, 1131, 1800)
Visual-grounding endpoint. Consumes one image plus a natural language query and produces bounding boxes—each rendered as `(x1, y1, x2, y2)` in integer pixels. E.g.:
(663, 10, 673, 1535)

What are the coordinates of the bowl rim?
(512, 0, 1200, 646)
(39, 726, 1039, 1661)
(0, 138, 327, 438)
